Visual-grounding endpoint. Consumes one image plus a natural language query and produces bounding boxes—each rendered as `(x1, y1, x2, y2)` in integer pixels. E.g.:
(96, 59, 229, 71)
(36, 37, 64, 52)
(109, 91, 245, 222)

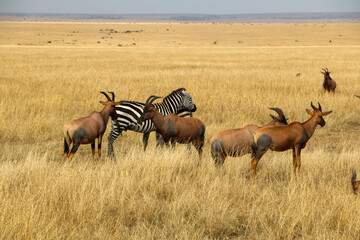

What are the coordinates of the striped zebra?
(107, 88, 197, 156)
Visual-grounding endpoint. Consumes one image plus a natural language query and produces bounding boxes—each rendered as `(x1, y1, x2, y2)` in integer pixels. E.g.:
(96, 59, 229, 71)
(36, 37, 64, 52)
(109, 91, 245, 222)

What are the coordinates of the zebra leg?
(155, 131, 165, 148)
(107, 133, 115, 157)
(107, 129, 122, 157)
(142, 132, 150, 151)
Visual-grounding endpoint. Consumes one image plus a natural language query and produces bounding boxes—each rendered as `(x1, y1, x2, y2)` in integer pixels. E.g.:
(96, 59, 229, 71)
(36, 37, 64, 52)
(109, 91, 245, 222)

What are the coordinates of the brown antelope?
(251, 102, 332, 179)
(351, 170, 360, 194)
(62, 91, 120, 163)
(321, 68, 336, 92)
(137, 95, 206, 160)
(210, 107, 288, 166)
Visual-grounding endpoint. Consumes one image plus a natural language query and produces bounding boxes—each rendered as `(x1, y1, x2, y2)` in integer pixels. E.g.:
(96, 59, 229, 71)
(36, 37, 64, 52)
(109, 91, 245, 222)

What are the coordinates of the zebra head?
(163, 88, 197, 113)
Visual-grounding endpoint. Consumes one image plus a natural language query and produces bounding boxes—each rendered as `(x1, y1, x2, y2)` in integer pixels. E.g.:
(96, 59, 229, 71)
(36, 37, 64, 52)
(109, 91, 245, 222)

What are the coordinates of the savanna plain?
(1, 22, 360, 239)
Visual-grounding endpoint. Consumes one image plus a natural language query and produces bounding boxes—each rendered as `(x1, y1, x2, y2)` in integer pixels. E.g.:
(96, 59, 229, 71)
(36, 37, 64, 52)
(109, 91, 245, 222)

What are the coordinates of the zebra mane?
(163, 88, 186, 101)
(120, 100, 143, 105)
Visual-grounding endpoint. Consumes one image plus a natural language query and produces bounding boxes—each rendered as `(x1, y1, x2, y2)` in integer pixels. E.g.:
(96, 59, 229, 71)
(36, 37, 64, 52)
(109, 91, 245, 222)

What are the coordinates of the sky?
(0, 0, 359, 15)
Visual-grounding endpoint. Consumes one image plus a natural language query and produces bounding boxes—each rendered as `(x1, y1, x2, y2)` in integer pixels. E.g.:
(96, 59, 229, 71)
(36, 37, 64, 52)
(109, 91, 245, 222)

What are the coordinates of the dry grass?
(0, 22, 360, 239)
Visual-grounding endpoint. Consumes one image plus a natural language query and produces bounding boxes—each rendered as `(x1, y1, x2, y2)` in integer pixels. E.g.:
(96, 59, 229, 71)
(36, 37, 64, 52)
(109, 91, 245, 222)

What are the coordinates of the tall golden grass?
(0, 22, 360, 239)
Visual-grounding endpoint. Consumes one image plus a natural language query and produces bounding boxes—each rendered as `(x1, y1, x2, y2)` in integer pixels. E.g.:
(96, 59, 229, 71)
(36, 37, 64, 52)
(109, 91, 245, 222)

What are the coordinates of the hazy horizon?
(0, 0, 359, 15)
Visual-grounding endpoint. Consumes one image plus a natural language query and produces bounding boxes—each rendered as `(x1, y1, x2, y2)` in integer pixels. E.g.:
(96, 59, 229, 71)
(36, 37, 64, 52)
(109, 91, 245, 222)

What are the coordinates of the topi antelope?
(62, 91, 120, 163)
(351, 170, 360, 194)
(137, 95, 206, 160)
(321, 68, 336, 92)
(210, 107, 288, 166)
(251, 102, 332, 179)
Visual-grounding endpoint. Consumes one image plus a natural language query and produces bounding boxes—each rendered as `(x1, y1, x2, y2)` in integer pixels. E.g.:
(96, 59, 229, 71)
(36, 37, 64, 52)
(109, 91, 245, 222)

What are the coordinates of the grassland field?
(0, 22, 360, 239)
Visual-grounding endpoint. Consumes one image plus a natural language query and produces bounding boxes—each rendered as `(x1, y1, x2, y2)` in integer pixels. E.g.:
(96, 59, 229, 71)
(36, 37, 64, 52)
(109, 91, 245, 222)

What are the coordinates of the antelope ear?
(100, 101, 106, 105)
(306, 109, 312, 115)
(321, 110, 332, 116)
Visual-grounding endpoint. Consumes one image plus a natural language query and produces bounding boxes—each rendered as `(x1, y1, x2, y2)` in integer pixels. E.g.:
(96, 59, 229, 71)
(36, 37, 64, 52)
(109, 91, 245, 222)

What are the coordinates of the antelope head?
(137, 95, 162, 125)
(269, 107, 288, 125)
(321, 68, 332, 81)
(306, 102, 332, 127)
(100, 91, 119, 120)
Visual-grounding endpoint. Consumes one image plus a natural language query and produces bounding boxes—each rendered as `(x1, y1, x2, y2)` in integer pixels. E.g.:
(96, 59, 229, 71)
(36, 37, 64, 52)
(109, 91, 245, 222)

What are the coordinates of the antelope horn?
(322, 68, 326, 72)
(268, 107, 285, 117)
(311, 101, 318, 111)
(318, 102, 322, 111)
(108, 91, 115, 101)
(145, 95, 162, 106)
(100, 91, 112, 101)
(355, 95, 360, 99)
(325, 68, 329, 72)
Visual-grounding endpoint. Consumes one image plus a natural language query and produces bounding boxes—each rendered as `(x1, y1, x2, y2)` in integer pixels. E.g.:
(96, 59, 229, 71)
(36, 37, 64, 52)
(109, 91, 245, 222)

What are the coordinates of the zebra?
(107, 88, 197, 156)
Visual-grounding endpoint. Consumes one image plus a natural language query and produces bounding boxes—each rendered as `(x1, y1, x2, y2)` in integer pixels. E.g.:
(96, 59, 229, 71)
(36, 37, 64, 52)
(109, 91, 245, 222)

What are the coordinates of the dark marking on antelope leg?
(196, 127, 205, 163)
(64, 137, 70, 154)
(68, 140, 80, 163)
(196, 125, 206, 137)
(70, 142, 81, 154)
(167, 119, 175, 138)
(170, 137, 176, 148)
(252, 134, 272, 159)
(197, 138, 204, 161)
(295, 145, 302, 176)
(256, 134, 274, 155)
(68, 128, 86, 161)
(299, 130, 308, 149)
(250, 134, 272, 179)
(98, 135, 103, 161)
(211, 139, 226, 166)
(73, 127, 88, 144)
(62, 138, 70, 162)
(155, 131, 165, 148)
(251, 138, 257, 158)
(91, 142, 95, 157)
(292, 148, 297, 174)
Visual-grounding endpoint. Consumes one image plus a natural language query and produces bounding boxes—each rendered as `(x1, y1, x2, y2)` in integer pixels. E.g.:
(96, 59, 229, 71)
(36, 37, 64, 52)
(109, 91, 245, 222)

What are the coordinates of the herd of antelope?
(62, 68, 360, 194)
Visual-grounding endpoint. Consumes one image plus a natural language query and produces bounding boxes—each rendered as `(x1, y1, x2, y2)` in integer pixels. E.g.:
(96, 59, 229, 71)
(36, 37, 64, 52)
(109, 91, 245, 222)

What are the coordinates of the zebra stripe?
(107, 88, 196, 155)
